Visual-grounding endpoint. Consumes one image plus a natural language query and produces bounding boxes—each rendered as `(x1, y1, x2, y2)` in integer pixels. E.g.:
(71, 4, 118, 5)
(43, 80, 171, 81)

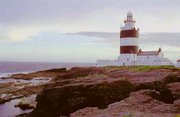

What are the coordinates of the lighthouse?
(118, 11, 139, 66)
(96, 11, 173, 67)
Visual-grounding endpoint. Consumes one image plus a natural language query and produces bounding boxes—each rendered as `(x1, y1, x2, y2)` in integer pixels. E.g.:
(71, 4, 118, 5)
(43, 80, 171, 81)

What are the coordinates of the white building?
(96, 11, 173, 67)
(176, 59, 180, 67)
(136, 48, 172, 66)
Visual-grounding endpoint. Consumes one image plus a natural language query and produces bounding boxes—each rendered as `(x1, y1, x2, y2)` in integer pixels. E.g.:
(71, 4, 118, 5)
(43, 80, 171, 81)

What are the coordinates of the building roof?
(177, 59, 180, 62)
(137, 48, 161, 56)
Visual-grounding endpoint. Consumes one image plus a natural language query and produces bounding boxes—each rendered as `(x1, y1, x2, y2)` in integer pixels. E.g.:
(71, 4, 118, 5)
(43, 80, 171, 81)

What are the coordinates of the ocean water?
(0, 61, 96, 76)
(0, 98, 32, 117)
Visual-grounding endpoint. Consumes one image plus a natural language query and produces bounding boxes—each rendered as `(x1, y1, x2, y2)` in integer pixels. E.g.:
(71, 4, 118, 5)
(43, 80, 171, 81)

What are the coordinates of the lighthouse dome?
(127, 11, 133, 17)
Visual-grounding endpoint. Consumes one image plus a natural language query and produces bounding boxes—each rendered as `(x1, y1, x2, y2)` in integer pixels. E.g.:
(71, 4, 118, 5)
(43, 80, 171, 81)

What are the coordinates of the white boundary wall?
(176, 62, 180, 67)
(96, 52, 173, 67)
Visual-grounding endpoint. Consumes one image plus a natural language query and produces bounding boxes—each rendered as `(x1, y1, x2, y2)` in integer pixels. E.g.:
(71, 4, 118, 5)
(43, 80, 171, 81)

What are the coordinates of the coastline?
(0, 66, 179, 117)
(0, 61, 95, 117)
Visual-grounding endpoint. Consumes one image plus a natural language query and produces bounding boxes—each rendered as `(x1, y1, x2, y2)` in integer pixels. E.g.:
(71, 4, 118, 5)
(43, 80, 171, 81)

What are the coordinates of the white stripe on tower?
(120, 11, 139, 54)
(120, 37, 138, 46)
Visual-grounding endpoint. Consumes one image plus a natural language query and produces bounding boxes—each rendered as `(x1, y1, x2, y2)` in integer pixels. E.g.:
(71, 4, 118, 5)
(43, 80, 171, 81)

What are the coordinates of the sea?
(0, 61, 96, 77)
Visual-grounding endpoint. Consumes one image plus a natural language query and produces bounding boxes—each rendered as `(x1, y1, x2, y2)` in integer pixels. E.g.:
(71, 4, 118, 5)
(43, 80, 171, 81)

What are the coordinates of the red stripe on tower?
(120, 11, 139, 54)
(120, 29, 139, 38)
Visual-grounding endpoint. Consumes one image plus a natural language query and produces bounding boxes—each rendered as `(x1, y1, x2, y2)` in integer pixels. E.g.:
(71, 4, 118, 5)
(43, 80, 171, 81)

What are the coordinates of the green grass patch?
(102, 65, 177, 72)
(129, 66, 176, 72)
(175, 114, 180, 117)
(123, 114, 133, 117)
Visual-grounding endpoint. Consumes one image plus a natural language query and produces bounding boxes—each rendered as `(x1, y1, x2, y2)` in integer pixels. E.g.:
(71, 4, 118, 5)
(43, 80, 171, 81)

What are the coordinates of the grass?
(129, 66, 177, 72)
(175, 114, 180, 117)
(103, 65, 177, 72)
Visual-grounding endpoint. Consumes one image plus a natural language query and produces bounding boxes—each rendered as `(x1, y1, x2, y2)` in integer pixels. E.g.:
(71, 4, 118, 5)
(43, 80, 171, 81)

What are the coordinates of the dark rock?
(167, 82, 180, 100)
(39, 68, 66, 73)
(174, 99, 180, 109)
(0, 94, 13, 104)
(29, 78, 133, 117)
(16, 113, 29, 117)
(71, 90, 179, 117)
(54, 67, 105, 80)
(5, 68, 67, 80)
(15, 103, 34, 110)
(26, 66, 180, 117)
(159, 87, 174, 104)
(15, 95, 37, 110)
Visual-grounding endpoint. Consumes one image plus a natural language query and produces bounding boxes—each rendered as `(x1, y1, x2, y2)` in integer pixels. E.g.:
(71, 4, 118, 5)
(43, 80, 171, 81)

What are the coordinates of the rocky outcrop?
(54, 67, 105, 80)
(168, 82, 180, 100)
(15, 95, 37, 110)
(29, 78, 133, 117)
(0, 68, 67, 104)
(71, 90, 180, 117)
(0, 93, 24, 104)
(15, 102, 34, 110)
(3, 68, 66, 80)
(23, 66, 180, 117)
(16, 113, 29, 117)
(0, 94, 12, 104)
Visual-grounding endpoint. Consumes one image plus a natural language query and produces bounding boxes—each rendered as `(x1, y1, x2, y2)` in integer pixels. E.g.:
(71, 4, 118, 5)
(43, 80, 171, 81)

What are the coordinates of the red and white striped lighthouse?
(118, 11, 139, 65)
(96, 11, 173, 67)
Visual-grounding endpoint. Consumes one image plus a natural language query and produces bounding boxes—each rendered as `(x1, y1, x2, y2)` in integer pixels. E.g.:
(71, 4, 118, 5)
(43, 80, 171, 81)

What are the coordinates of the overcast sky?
(0, 0, 179, 63)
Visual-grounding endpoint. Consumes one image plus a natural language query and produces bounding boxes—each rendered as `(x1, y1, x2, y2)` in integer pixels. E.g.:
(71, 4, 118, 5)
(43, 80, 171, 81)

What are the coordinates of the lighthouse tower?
(118, 11, 139, 66)
(96, 11, 173, 67)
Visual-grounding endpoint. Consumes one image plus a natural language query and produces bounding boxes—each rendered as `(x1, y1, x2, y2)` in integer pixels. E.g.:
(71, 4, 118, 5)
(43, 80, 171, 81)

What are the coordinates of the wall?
(176, 62, 180, 67)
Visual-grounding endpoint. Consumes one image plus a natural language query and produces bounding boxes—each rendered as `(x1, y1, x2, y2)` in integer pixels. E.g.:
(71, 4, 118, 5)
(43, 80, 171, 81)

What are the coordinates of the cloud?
(1, 0, 180, 42)
(68, 31, 180, 63)
(69, 32, 180, 48)
(6, 26, 42, 41)
(66, 32, 120, 46)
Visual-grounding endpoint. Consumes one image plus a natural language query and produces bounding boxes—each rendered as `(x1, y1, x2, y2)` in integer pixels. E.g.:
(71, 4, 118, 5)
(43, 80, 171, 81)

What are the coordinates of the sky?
(0, 0, 179, 63)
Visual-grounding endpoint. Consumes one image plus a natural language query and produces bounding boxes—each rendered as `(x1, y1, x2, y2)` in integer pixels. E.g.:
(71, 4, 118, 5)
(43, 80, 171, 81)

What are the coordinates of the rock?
(0, 82, 14, 88)
(168, 82, 180, 100)
(10, 85, 45, 96)
(158, 87, 174, 103)
(0, 81, 45, 105)
(15, 95, 37, 110)
(40, 68, 66, 73)
(16, 113, 29, 117)
(174, 99, 180, 105)
(54, 67, 105, 80)
(29, 78, 133, 117)
(15, 103, 34, 110)
(71, 90, 179, 117)
(25, 66, 180, 117)
(70, 107, 102, 117)
(10, 73, 33, 80)
(4, 68, 67, 80)
(0, 93, 13, 104)
(0, 71, 54, 104)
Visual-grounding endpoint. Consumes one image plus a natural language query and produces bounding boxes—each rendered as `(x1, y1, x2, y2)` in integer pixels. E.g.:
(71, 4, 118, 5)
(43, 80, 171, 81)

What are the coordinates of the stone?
(29, 78, 133, 117)
(15, 95, 37, 110)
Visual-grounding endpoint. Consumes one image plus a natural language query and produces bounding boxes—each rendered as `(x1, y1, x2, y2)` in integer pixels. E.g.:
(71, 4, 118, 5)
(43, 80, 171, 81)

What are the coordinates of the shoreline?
(0, 68, 61, 117)
(0, 66, 179, 117)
